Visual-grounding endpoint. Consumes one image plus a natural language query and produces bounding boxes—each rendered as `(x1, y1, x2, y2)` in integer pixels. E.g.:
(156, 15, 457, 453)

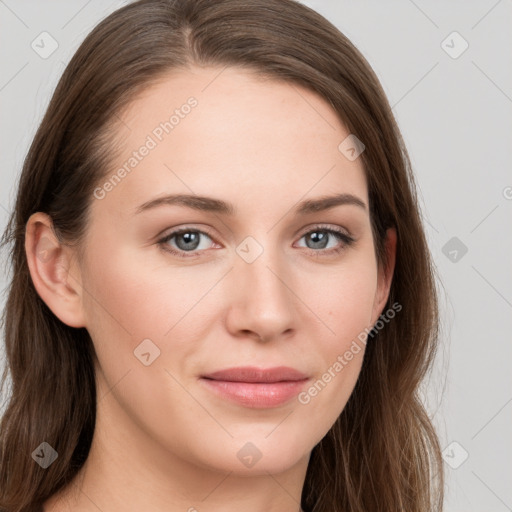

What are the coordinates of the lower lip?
(199, 378, 309, 408)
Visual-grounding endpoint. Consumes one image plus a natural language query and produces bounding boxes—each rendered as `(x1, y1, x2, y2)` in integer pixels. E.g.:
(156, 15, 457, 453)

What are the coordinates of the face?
(55, 67, 394, 476)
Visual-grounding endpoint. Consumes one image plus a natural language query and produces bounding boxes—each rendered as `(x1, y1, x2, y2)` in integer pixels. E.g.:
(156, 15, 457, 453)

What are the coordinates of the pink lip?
(199, 366, 310, 408)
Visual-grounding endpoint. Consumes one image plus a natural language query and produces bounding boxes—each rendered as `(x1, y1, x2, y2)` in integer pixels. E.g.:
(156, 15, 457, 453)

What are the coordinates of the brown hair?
(0, 0, 444, 510)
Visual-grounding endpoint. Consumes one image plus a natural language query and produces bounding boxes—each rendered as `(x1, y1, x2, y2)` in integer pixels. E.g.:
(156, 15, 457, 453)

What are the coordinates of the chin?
(192, 435, 311, 476)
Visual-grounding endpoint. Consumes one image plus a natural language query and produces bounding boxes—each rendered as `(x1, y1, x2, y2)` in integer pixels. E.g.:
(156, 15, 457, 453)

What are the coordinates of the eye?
(295, 224, 355, 256)
(158, 228, 217, 258)
(157, 224, 355, 258)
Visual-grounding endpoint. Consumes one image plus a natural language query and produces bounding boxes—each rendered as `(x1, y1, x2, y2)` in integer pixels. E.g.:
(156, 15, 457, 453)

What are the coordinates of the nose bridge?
(230, 232, 295, 337)
(236, 233, 288, 297)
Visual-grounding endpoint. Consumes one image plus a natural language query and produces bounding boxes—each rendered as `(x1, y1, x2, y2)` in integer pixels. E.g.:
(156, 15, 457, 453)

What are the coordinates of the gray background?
(1, 0, 511, 510)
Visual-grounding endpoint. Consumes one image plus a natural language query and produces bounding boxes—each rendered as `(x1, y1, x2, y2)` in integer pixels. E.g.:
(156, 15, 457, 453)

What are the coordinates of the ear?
(25, 212, 86, 328)
(370, 227, 397, 326)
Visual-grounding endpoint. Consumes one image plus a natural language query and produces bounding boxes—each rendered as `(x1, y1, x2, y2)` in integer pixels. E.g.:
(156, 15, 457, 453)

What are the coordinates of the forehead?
(98, 66, 368, 217)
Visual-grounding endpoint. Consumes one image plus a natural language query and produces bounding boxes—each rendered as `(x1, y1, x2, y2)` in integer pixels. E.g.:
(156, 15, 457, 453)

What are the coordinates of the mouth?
(199, 366, 310, 408)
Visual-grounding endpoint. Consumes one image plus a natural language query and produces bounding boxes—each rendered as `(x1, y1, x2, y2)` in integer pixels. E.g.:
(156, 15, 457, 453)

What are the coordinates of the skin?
(26, 66, 396, 512)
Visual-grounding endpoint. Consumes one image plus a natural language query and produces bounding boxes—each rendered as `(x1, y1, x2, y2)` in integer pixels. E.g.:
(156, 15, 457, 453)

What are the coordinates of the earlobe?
(25, 212, 86, 328)
(371, 227, 397, 325)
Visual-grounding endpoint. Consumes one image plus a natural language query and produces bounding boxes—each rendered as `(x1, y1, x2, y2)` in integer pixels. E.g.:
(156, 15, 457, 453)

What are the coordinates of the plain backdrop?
(0, 1, 511, 510)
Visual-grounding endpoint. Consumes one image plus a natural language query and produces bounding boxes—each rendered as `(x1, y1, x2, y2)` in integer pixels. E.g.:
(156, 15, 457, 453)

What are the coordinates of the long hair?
(0, 1, 444, 510)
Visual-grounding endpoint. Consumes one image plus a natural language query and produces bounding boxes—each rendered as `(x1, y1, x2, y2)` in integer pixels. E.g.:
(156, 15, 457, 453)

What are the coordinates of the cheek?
(82, 240, 202, 342)
(320, 255, 378, 343)
(297, 257, 377, 426)
(80, 239, 225, 412)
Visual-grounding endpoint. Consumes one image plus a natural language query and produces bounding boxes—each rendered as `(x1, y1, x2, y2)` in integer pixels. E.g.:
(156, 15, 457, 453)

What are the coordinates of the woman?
(0, 0, 444, 511)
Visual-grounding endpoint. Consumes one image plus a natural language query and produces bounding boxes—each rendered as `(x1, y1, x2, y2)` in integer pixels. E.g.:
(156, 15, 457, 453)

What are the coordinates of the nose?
(225, 242, 297, 343)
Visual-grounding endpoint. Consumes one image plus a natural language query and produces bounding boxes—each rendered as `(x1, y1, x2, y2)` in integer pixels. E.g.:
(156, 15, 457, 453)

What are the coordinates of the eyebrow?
(134, 192, 367, 216)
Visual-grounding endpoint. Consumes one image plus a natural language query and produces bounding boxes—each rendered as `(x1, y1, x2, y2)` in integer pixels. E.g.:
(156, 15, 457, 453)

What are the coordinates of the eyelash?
(157, 224, 355, 259)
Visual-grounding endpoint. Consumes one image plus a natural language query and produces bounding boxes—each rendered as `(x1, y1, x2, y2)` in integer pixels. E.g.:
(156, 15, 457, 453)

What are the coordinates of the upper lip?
(201, 366, 309, 383)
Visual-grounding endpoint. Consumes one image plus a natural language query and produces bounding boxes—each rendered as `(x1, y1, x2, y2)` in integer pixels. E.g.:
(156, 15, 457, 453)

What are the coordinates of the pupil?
(309, 231, 327, 249)
(178, 232, 199, 250)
